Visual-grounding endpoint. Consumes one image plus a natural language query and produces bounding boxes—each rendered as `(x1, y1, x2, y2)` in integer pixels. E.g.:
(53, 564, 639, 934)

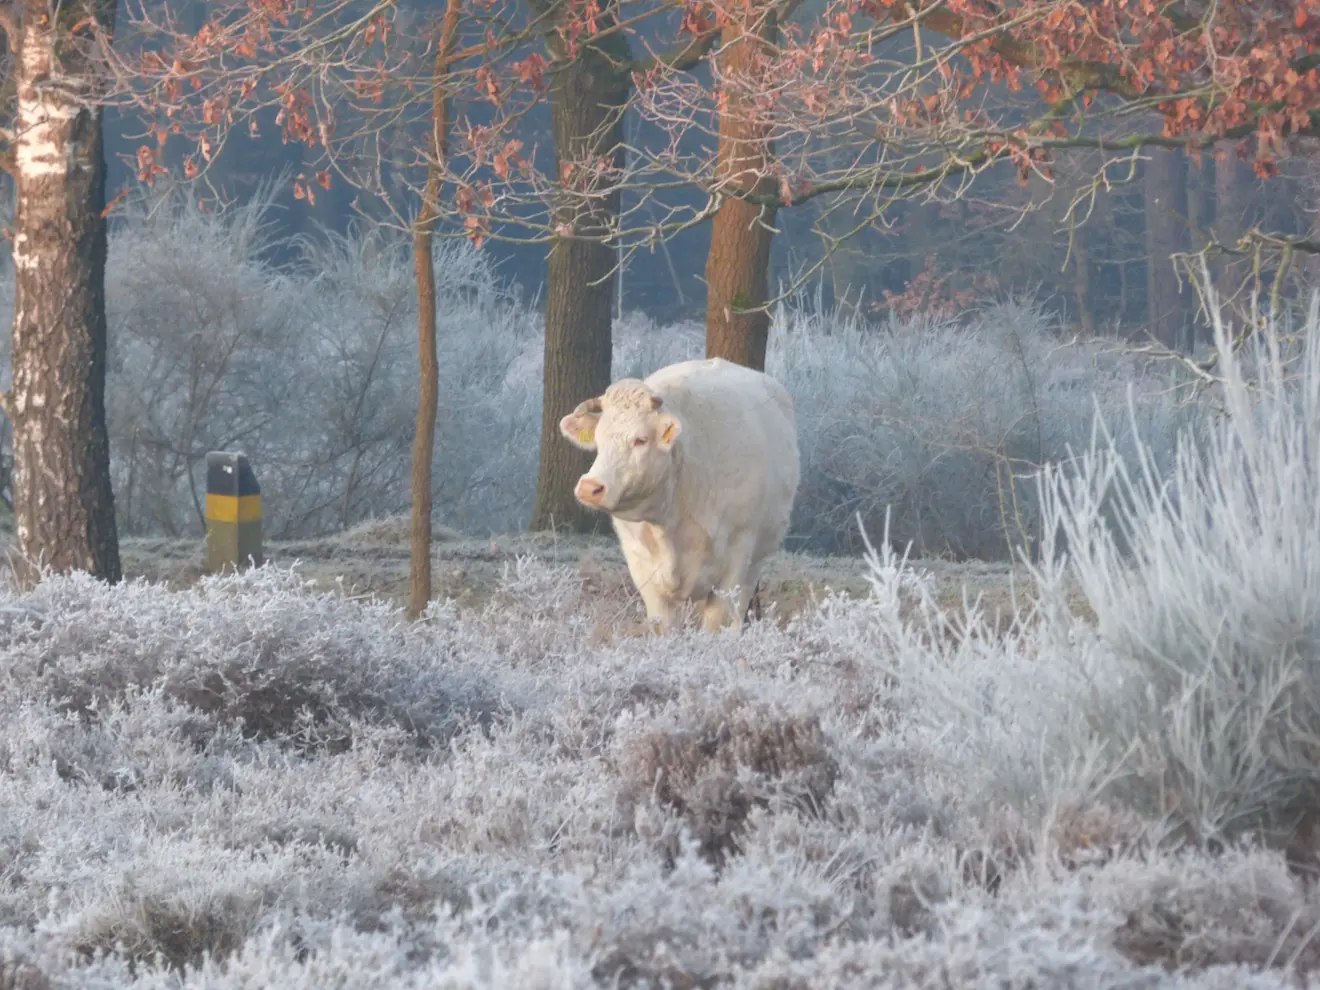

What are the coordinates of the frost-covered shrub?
(0, 567, 513, 760)
(615, 692, 838, 864)
(0, 184, 1211, 554)
(292, 226, 541, 536)
(0, 186, 1201, 554)
(104, 189, 305, 537)
(768, 292, 1200, 558)
(609, 311, 705, 379)
(1031, 291, 1320, 843)
(0, 500, 1317, 986)
(864, 291, 1320, 859)
(503, 294, 1197, 559)
(0, 187, 544, 538)
(96, 191, 544, 539)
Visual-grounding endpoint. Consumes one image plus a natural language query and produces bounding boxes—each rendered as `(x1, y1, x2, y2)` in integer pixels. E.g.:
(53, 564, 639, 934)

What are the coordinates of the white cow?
(559, 357, 800, 633)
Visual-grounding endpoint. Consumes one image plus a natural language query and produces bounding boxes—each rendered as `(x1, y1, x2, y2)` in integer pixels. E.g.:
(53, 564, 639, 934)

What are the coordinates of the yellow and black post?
(205, 451, 263, 573)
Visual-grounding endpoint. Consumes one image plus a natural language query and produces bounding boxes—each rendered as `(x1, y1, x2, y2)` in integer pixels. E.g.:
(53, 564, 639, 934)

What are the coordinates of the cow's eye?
(632, 437, 648, 447)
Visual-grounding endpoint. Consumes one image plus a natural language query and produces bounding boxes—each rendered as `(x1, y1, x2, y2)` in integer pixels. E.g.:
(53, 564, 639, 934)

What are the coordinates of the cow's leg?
(698, 591, 734, 632)
(700, 534, 758, 633)
(740, 558, 768, 628)
(615, 520, 681, 634)
(746, 582, 764, 624)
(639, 584, 678, 634)
(699, 583, 758, 633)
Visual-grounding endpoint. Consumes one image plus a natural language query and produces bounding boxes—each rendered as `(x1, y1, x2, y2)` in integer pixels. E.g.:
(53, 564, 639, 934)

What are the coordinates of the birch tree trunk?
(3, 0, 121, 584)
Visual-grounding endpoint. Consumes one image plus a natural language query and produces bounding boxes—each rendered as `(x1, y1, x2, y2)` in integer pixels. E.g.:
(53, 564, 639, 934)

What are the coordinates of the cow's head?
(559, 379, 683, 518)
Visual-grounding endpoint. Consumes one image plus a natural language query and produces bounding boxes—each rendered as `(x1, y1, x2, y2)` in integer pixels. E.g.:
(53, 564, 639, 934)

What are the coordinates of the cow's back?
(645, 358, 799, 537)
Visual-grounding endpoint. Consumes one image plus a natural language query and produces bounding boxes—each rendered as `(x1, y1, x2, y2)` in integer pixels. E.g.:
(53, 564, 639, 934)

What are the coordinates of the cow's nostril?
(575, 476, 607, 505)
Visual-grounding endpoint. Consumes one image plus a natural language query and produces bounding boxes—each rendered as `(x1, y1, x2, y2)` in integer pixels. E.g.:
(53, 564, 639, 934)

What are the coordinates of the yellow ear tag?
(578, 427, 594, 444)
(661, 423, 676, 444)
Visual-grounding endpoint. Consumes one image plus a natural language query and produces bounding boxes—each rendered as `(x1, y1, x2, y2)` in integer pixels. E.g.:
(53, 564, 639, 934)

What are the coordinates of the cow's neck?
(614, 476, 677, 528)
(614, 448, 683, 527)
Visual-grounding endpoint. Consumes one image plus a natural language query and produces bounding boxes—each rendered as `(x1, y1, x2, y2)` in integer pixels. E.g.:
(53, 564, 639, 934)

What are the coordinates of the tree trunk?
(1183, 152, 1214, 345)
(409, 214, 440, 619)
(705, 6, 779, 371)
(407, 0, 461, 620)
(528, 16, 630, 533)
(5, 0, 121, 585)
(1072, 230, 1096, 337)
(1185, 152, 1212, 242)
(1143, 147, 1191, 349)
(1213, 143, 1255, 300)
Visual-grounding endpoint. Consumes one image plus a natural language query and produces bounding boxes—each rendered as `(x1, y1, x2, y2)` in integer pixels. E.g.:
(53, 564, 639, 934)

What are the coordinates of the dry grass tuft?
(618, 693, 839, 865)
(73, 890, 268, 974)
(0, 958, 50, 990)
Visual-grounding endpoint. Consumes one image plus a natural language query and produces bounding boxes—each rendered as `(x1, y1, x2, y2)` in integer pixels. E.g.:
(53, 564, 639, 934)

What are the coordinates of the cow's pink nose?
(575, 476, 607, 507)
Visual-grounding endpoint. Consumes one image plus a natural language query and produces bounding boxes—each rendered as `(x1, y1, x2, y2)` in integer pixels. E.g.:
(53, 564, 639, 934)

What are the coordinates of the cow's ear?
(560, 397, 603, 451)
(655, 412, 682, 450)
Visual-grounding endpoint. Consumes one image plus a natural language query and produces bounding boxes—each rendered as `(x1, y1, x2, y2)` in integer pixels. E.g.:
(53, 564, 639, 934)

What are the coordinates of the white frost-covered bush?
(869, 290, 1320, 851)
(0, 559, 1310, 988)
(768, 292, 1201, 557)
(101, 193, 541, 539)
(4, 287, 1320, 990)
(0, 190, 1204, 554)
(1035, 290, 1320, 841)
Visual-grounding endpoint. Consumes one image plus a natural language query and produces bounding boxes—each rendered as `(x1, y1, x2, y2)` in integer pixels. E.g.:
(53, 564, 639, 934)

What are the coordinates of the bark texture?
(7, 0, 121, 584)
(408, 0, 462, 620)
(409, 214, 440, 619)
(1213, 144, 1256, 300)
(705, 7, 779, 371)
(1071, 230, 1096, 337)
(1143, 146, 1192, 349)
(528, 13, 630, 533)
